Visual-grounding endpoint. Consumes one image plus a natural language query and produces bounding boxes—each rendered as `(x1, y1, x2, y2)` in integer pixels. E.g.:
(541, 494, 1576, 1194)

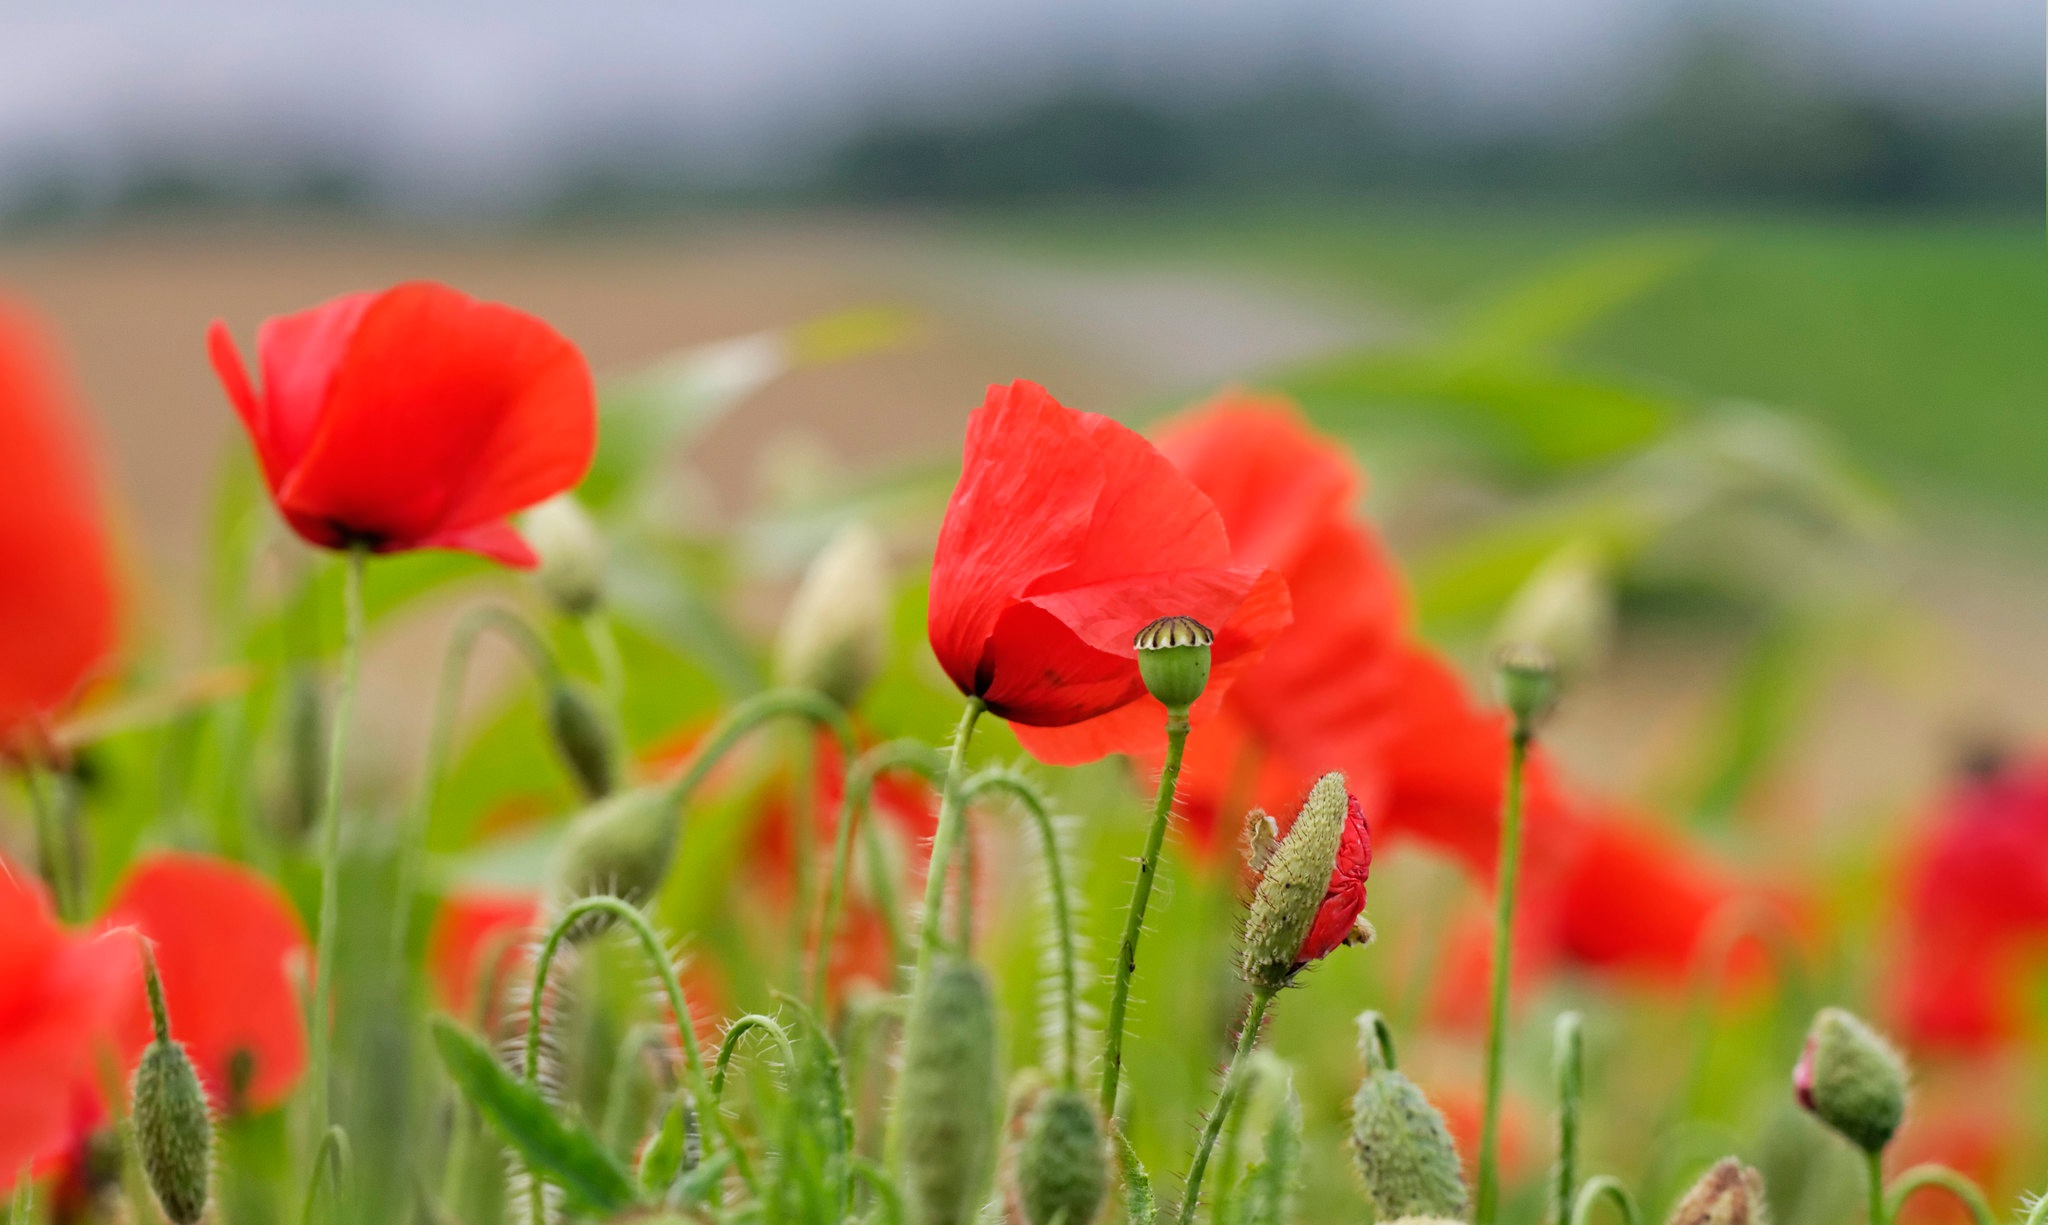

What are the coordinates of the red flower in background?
(0, 858, 131, 1192)
(208, 281, 597, 568)
(929, 380, 1288, 735)
(1297, 788, 1374, 965)
(104, 853, 309, 1114)
(0, 298, 118, 756)
(429, 890, 540, 1021)
(1893, 754, 2048, 1052)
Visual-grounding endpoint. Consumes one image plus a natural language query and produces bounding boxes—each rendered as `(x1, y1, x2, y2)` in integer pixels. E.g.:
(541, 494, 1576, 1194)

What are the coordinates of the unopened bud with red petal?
(1134, 616, 1212, 712)
(1241, 773, 1372, 992)
(1793, 1007, 1906, 1154)
(1666, 1158, 1771, 1225)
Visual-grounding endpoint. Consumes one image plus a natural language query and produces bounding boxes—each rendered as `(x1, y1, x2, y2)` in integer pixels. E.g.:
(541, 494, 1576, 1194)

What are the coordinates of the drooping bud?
(1133, 616, 1213, 712)
(130, 944, 213, 1225)
(547, 786, 678, 921)
(547, 681, 619, 800)
(1242, 774, 1355, 992)
(1495, 643, 1559, 740)
(1665, 1158, 1771, 1225)
(773, 522, 892, 710)
(1495, 539, 1612, 682)
(1015, 1088, 1109, 1225)
(1792, 1007, 1906, 1154)
(899, 957, 1001, 1225)
(524, 495, 608, 617)
(1349, 1013, 1468, 1223)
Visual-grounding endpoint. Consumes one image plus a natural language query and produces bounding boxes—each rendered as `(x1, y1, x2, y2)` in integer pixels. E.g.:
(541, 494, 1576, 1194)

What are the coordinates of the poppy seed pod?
(547, 786, 678, 920)
(1495, 643, 1559, 739)
(1793, 1007, 1907, 1154)
(546, 680, 619, 800)
(131, 946, 213, 1225)
(774, 522, 891, 710)
(1133, 615, 1213, 712)
(1348, 1032, 1468, 1223)
(899, 957, 1001, 1225)
(1016, 1088, 1109, 1225)
(524, 494, 608, 616)
(1666, 1158, 1771, 1225)
(1241, 773, 1350, 992)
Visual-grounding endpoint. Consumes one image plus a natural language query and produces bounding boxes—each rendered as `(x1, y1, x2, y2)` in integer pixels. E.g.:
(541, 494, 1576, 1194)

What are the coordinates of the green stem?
(656, 687, 855, 817)
(2026, 1189, 2048, 1225)
(583, 612, 626, 713)
(307, 545, 368, 1144)
(1553, 1011, 1584, 1225)
(909, 700, 986, 979)
(1100, 707, 1191, 1120)
(810, 740, 944, 1009)
(1866, 1151, 1888, 1225)
(21, 763, 74, 921)
(392, 604, 561, 962)
(961, 769, 1080, 1088)
(1179, 988, 1274, 1225)
(1885, 1163, 1995, 1225)
(1475, 729, 1531, 1225)
(299, 1125, 351, 1225)
(1569, 1176, 1640, 1225)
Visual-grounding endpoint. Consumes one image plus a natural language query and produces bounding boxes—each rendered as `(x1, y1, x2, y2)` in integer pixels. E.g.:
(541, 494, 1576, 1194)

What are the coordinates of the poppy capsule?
(208, 281, 597, 568)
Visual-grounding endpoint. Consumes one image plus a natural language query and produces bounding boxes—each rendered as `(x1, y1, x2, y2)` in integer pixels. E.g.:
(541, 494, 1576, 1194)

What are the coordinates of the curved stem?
(961, 768, 1079, 1088)
(300, 1125, 352, 1225)
(1885, 1163, 1996, 1225)
(1554, 1011, 1584, 1225)
(308, 545, 367, 1144)
(1178, 988, 1274, 1225)
(776, 991, 854, 1219)
(1569, 1176, 1640, 1225)
(710, 1014, 798, 1106)
(1475, 729, 1531, 1225)
(810, 740, 944, 1009)
(392, 604, 561, 962)
(657, 687, 856, 816)
(909, 701, 986, 979)
(1100, 707, 1191, 1120)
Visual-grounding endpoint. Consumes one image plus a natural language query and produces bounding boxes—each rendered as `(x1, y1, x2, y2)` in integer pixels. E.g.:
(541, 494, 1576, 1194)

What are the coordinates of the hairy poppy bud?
(1242, 774, 1368, 992)
(1349, 1017, 1468, 1223)
(1666, 1158, 1771, 1225)
(774, 522, 891, 710)
(900, 957, 1001, 1225)
(1133, 616, 1212, 712)
(548, 786, 677, 920)
(131, 945, 213, 1225)
(1793, 1007, 1906, 1154)
(1015, 1087, 1108, 1225)
(1495, 643, 1559, 739)
(547, 681, 619, 800)
(525, 494, 608, 617)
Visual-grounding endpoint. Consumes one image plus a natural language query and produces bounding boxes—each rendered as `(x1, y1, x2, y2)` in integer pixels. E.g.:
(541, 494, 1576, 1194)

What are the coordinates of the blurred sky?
(0, 0, 2037, 214)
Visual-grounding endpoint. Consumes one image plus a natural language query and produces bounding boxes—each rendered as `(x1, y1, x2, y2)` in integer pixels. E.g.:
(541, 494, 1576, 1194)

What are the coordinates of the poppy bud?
(1015, 1087, 1109, 1225)
(1495, 539, 1612, 682)
(131, 945, 213, 1225)
(1666, 1158, 1771, 1225)
(1133, 616, 1213, 712)
(1241, 774, 1351, 992)
(524, 494, 608, 617)
(900, 957, 1001, 1225)
(1495, 643, 1559, 740)
(1348, 1024, 1468, 1224)
(547, 681, 619, 800)
(774, 522, 891, 710)
(547, 786, 677, 920)
(1792, 1007, 1906, 1155)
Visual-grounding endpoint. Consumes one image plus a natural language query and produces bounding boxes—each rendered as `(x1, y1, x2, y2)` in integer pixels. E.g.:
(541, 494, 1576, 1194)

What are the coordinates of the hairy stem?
(1553, 1011, 1584, 1225)
(1885, 1163, 1996, 1225)
(810, 740, 945, 1009)
(1100, 707, 1191, 1119)
(1179, 988, 1274, 1225)
(1475, 729, 1530, 1225)
(962, 769, 1080, 1088)
(1569, 1176, 1640, 1225)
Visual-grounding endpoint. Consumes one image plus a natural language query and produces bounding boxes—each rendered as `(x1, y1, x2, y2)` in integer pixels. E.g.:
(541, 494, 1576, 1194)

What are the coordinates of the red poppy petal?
(977, 599, 1146, 727)
(250, 291, 377, 484)
(1039, 408, 1235, 591)
(278, 282, 595, 548)
(1022, 564, 1284, 662)
(1154, 396, 1357, 570)
(206, 321, 270, 486)
(415, 519, 540, 568)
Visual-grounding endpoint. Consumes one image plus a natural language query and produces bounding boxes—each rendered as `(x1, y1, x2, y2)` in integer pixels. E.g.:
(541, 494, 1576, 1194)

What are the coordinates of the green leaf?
(1452, 233, 1708, 359)
(1112, 1125, 1155, 1225)
(429, 1018, 639, 1215)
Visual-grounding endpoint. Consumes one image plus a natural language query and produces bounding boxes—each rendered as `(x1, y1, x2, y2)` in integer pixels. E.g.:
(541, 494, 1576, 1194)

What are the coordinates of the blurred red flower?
(929, 380, 1288, 735)
(1297, 787, 1374, 966)
(0, 298, 118, 756)
(103, 853, 309, 1114)
(428, 889, 541, 1021)
(1893, 754, 2048, 1052)
(0, 857, 132, 1193)
(207, 281, 596, 568)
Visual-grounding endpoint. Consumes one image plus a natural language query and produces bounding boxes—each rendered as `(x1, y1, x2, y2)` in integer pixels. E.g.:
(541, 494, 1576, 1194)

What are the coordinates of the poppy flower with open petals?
(0, 298, 118, 755)
(208, 281, 596, 568)
(929, 380, 1289, 739)
(0, 858, 132, 1192)
(104, 853, 309, 1114)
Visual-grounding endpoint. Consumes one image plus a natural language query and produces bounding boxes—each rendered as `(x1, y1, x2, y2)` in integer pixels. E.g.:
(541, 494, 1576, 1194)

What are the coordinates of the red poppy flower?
(0, 857, 132, 1192)
(103, 853, 309, 1114)
(428, 890, 540, 1019)
(1297, 788, 1374, 965)
(929, 380, 1288, 736)
(208, 281, 597, 568)
(0, 298, 118, 755)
